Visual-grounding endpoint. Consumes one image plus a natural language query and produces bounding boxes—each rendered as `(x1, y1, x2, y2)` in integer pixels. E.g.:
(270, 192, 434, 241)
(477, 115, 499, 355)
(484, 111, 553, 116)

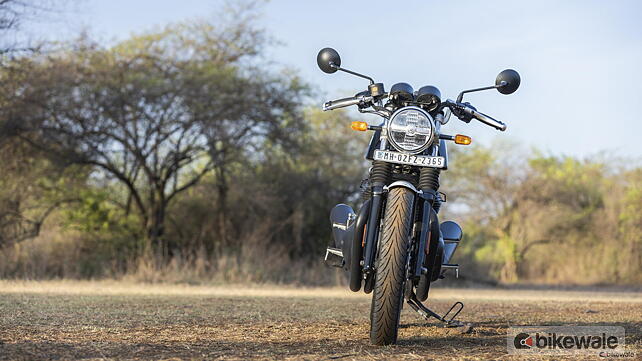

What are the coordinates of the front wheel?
(370, 187, 414, 345)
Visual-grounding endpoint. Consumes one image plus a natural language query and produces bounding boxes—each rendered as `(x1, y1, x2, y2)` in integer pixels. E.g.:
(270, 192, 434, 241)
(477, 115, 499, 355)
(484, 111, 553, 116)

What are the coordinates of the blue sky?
(33, 0, 642, 158)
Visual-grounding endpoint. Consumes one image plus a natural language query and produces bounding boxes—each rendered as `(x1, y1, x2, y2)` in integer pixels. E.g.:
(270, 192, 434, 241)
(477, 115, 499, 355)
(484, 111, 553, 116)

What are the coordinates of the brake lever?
(461, 106, 507, 131)
(441, 100, 507, 131)
(442, 100, 472, 123)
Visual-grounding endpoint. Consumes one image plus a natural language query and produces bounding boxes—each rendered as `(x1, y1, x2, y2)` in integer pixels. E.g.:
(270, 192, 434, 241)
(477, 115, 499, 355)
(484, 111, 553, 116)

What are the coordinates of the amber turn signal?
(351, 121, 368, 131)
(454, 134, 472, 145)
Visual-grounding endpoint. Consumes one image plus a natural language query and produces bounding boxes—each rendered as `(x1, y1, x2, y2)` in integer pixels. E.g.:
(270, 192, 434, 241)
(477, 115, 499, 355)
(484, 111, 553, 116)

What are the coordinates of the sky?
(30, 0, 642, 158)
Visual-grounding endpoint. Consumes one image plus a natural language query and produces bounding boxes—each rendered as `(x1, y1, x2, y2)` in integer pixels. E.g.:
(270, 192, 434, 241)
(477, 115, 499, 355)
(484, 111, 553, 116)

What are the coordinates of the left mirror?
(317, 48, 341, 74)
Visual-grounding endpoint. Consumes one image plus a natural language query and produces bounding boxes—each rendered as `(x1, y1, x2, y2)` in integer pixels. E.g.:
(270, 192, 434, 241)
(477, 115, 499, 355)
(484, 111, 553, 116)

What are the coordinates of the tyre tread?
(369, 187, 413, 345)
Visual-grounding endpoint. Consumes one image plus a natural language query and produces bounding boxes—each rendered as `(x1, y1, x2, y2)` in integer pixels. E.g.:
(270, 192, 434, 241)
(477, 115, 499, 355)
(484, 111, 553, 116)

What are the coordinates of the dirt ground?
(0, 281, 640, 360)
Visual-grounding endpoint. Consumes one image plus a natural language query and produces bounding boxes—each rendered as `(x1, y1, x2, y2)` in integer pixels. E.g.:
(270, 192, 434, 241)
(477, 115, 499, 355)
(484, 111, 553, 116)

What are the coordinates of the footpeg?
(324, 247, 344, 268)
(407, 292, 465, 327)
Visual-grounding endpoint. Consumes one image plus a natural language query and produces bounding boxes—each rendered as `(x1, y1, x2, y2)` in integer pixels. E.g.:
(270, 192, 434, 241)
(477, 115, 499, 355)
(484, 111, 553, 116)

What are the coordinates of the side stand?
(406, 293, 465, 328)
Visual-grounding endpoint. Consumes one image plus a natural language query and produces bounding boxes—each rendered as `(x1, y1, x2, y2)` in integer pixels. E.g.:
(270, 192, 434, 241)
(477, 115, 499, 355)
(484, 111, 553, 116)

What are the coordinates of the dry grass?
(0, 281, 640, 360)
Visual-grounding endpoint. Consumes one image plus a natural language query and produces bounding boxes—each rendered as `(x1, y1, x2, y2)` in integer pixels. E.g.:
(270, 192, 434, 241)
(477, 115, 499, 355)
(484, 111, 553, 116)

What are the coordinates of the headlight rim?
(386, 106, 435, 154)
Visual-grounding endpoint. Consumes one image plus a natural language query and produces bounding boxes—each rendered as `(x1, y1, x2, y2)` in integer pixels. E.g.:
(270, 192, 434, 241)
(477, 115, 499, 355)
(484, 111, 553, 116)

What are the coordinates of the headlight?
(387, 106, 435, 153)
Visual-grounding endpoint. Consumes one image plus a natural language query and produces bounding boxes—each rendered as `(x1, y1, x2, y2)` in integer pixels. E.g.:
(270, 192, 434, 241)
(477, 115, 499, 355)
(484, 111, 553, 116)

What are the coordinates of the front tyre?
(370, 187, 414, 345)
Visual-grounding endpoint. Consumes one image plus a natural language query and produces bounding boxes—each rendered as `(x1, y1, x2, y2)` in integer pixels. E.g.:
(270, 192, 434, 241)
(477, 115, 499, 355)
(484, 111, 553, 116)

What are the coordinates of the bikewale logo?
(508, 326, 627, 355)
(514, 332, 533, 349)
(514, 332, 617, 350)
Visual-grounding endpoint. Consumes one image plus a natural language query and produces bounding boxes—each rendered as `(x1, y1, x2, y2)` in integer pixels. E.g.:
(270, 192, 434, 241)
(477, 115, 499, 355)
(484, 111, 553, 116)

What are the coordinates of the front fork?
(413, 166, 444, 284)
(358, 162, 447, 293)
(360, 161, 391, 281)
(361, 186, 441, 284)
(412, 191, 440, 280)
(361, 184, 383, 278)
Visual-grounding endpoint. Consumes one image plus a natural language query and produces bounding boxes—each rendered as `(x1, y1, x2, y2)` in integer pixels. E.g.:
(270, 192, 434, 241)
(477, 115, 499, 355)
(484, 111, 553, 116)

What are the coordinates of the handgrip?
(462, 107, 507, 131)
(322, 96, 360, 111)
(322, 95, 373, 111)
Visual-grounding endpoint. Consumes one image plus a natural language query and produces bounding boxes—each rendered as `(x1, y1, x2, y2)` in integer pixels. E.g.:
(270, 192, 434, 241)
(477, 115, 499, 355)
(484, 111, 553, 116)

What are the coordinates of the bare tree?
(0, 0, 54, 55)
(0, 19, 305, 259)
(0, 0, 28, 53)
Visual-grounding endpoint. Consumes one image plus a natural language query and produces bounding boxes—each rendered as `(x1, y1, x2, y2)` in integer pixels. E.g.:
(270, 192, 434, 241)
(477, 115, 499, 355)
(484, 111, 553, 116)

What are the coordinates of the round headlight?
(387, 106, 435, 153)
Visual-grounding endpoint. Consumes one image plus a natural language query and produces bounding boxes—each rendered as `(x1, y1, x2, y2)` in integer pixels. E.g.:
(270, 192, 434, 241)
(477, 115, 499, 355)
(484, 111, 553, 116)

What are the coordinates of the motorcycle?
(319, 47, 521, 345)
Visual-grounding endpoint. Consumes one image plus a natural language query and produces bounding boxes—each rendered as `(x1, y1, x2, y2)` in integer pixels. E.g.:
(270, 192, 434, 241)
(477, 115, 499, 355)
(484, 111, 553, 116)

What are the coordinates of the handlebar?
(322, 95, 373, 111)
(322, 95, 507, 131)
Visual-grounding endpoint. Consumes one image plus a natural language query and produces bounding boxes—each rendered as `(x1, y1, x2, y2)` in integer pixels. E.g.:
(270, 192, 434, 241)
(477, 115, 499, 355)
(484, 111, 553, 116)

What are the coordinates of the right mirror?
(317, 48, 341, 74)
(496, 69, 521, 94)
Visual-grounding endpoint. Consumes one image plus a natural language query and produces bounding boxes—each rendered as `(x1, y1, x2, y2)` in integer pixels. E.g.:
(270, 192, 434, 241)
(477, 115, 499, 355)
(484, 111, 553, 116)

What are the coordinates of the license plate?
(373, 150, 445, 168)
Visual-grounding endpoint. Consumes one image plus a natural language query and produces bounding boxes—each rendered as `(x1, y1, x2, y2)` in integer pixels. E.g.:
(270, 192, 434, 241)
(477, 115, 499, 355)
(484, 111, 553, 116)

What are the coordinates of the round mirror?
(317, 48, 341, 74)
(496, 69, 521, 94)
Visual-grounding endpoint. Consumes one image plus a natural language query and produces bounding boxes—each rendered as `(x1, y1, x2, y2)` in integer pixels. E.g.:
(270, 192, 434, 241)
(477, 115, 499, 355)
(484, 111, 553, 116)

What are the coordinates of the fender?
(385, 180, 421, 194)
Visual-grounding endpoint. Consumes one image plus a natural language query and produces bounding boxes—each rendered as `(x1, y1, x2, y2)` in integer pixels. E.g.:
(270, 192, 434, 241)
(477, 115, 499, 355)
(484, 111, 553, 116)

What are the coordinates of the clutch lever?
(323, 95, 373, 111)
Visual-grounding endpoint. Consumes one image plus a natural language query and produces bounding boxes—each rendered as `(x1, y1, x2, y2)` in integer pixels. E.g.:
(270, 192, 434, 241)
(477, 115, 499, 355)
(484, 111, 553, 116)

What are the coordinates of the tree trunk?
(145, 198, 167, 263)
(216, 168, 228, 250)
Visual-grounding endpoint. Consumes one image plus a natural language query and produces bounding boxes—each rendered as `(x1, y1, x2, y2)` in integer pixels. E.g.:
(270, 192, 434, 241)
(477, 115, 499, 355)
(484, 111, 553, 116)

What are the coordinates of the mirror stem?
(331, 63, 375, 84)
(456, 81, 507, 102)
